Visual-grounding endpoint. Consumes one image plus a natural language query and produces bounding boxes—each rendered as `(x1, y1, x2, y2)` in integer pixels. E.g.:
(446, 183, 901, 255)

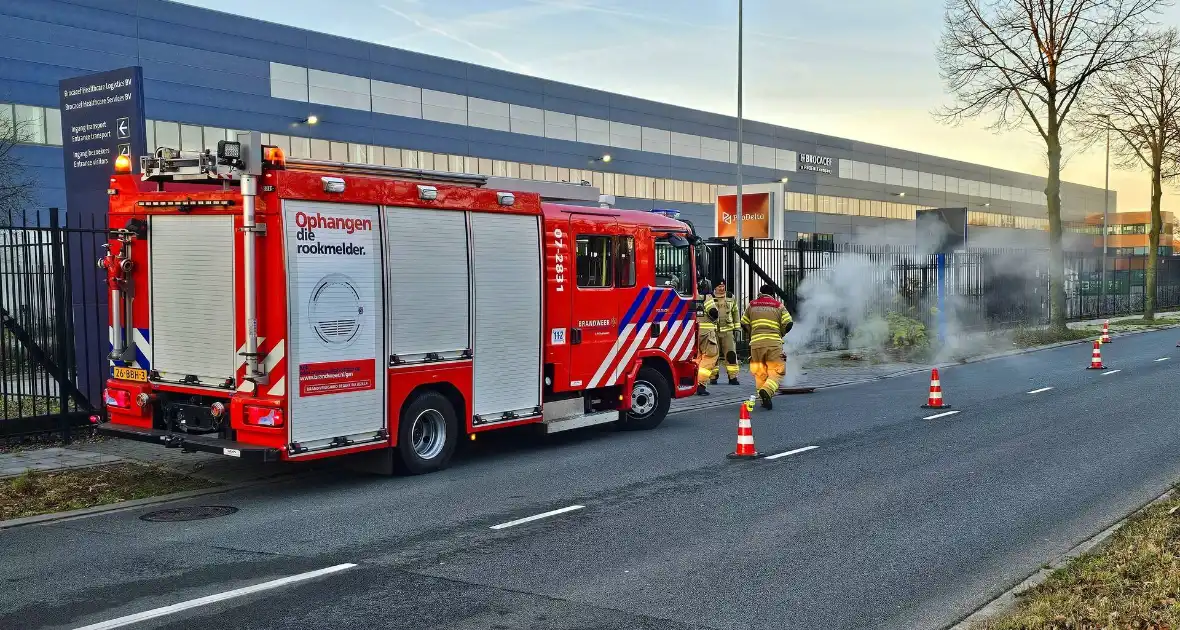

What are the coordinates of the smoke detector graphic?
(307, 273, 364, 347)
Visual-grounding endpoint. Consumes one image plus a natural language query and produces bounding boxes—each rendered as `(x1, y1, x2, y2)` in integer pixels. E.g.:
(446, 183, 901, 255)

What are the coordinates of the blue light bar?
(650, 208, 681, 219)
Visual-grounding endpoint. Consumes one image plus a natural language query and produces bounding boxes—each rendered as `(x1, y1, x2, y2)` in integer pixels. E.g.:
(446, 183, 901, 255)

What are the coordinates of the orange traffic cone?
(1087, 340, 1106, 370)
(921, 368, 949, 409)
(1100, 320, 1112, 344)
(727, 397, 761, 459)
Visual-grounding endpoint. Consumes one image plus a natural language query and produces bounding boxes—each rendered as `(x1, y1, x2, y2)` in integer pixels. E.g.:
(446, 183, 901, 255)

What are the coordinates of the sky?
(179, 0, 1180, 214)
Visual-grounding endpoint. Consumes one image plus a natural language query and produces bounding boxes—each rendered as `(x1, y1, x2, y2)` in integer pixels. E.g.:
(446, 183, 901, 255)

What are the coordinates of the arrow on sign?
(116, 117, 130, 139)
(117, 143, 130, 156)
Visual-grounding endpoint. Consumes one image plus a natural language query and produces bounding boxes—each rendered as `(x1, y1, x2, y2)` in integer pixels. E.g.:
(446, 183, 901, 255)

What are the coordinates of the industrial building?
(2, 0, 1113, 246)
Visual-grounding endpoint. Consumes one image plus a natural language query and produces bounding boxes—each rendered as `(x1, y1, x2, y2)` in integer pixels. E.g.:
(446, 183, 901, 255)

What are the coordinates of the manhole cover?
(140, 506, 239, 522)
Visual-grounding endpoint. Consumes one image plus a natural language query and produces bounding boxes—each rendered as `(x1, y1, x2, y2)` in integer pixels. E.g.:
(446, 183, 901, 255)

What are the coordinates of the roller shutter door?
(470, 212, 542, 420)
(384, 207, 470, 363)
(149, 215, 236, 385)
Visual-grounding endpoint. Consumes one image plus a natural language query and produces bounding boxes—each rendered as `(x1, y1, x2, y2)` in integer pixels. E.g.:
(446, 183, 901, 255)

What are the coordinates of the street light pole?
(735, 0, 744, 249)
(1102, 125, 1110, 313)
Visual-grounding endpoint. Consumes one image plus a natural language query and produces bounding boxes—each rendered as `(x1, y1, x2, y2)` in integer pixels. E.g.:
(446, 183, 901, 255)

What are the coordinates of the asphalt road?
(4, 330, 1180, 630)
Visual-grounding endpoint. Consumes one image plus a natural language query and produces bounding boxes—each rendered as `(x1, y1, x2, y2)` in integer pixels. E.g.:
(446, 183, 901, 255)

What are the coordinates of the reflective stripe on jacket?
(740, 295, 793, 350)
(699, 295, 719, 331)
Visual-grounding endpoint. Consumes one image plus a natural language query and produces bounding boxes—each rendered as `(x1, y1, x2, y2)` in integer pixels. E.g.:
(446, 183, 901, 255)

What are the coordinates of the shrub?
(886, 311, 929, 350)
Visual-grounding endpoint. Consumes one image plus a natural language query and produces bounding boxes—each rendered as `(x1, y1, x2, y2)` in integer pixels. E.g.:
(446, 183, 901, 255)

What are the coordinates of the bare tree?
(0, 110, 35, 226)
(1086, 29, 1180, 320)
(937, 0, 1167, 331)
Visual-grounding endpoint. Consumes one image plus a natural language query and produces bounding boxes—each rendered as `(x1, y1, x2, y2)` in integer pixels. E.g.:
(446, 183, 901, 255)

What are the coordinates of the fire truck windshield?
(654, 236, 693, 296)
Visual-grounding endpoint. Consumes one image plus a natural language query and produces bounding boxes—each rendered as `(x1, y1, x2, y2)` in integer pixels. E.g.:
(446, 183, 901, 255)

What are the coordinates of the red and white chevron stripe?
(236, 337, 287, 397)
(588, 313, 697, 389)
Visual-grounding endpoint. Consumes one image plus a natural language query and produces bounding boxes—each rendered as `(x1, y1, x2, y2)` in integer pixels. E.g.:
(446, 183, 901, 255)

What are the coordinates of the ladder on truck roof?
(140, 145, 488, 187)
(138, 132, 604, 201)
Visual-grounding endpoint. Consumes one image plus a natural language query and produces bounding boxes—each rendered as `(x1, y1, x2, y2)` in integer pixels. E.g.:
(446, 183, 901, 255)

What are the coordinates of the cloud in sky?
(176, 0, 1180, 212)
(375, 3, 534, 73)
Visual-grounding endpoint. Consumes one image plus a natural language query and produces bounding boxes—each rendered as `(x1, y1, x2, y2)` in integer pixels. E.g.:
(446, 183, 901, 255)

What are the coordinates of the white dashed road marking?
(1103, 369, 1121, 375)
(1027, 387, 1053, 394)
(73, 564, 357, 630)
(923, 410, 960, 420)
(491, 505, 585, 530)
(1156, 357, 1170, 362)
(764, 445, 819, 460)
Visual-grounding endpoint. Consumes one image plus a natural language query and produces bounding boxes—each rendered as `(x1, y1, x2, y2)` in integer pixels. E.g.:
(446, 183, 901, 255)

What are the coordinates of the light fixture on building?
(780, 177, 789, 183)
(592, 153, 611, 164)
(301, 115, 319, 126)
(894, 192, 906, 198)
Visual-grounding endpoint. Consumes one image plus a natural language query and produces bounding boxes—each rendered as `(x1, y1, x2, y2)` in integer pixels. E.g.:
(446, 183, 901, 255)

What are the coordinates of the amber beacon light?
(113, 153, 132, 174)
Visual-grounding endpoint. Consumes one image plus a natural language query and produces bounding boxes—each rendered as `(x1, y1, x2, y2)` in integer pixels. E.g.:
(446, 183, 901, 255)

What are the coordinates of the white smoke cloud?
(779, 219, 1052, 383)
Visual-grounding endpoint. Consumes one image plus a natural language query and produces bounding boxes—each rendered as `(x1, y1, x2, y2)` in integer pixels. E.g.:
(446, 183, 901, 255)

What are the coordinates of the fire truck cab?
(97, 132, 702, 474)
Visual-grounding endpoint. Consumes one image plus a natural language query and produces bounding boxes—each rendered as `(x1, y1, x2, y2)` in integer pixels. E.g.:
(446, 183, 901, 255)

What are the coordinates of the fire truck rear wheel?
(623, 366, 670, 431)
(397, 391, 459, 474)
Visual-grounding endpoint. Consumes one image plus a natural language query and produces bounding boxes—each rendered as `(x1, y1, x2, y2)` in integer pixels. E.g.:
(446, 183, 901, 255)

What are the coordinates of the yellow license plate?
(113, 366, 148, 382)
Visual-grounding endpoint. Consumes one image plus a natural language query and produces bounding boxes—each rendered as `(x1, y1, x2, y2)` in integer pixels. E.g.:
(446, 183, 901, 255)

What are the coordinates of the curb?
(949, 487, 1177, 629)
(0, 476, 291, 531)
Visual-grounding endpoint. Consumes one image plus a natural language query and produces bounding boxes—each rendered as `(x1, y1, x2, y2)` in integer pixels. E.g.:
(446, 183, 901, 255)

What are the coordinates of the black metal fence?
(0, 209, 108, 442)
(1061, 252, 1180, 319)
(703, 238, 1180, 349)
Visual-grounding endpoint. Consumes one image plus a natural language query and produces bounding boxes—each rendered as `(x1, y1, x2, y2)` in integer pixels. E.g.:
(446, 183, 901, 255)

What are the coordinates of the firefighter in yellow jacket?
(695, 279, 719, 396)
(740, 284, 794, 409)
(707, 279, 740, 386)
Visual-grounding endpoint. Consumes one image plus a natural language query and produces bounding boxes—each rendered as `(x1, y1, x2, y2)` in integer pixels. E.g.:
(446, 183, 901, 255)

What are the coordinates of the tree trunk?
(1046, 130, 1068, 332)
(1144, 160, 1163, 320)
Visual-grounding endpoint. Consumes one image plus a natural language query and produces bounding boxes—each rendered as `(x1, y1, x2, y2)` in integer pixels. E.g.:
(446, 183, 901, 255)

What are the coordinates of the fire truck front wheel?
(397, 391, 459, 474)
(622, 365, 671, 431)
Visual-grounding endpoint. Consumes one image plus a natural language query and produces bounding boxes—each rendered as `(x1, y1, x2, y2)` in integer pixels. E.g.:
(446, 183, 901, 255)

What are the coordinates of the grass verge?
(981, 492, 1180, 629)
(0, 462, 216, 521)
(1106, 317, 1180, 328)
(1011, 327, 1098, 348)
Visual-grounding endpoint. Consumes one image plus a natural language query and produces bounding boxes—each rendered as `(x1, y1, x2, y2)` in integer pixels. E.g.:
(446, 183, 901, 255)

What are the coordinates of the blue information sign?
(57, 67, 146, 404)
(59, 66, 146, 223)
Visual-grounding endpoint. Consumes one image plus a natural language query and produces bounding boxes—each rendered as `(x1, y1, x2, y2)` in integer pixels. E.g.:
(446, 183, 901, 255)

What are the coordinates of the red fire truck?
(97, 132, 702, 473)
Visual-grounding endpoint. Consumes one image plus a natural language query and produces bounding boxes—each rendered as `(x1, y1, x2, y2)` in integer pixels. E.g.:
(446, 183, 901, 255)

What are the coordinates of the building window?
(290, 136, 311, 159)
(615, 236, 636, 287)
(13, 105, 46, 145)
(310, 139, 331, 160)
(349, 143, 368, 164)
(576, 235, 613, 288)
(155, 121, 180, 151)
(178, 125, 201, 152)
(202, 127, 225, 152)
(654, 237, 693, 295)
(366, 145, 384, 165)
(45, 108, 62, 146)
(798, 233, 835, 251)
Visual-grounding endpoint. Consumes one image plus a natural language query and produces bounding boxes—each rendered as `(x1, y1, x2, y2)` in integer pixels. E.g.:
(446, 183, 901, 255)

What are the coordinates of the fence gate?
(0, 209, 108, 442)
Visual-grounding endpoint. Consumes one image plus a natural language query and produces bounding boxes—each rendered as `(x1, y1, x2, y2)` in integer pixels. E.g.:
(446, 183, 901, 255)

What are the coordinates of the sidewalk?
(0, 448, 122, 479)
(0, 438, 295, 484)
